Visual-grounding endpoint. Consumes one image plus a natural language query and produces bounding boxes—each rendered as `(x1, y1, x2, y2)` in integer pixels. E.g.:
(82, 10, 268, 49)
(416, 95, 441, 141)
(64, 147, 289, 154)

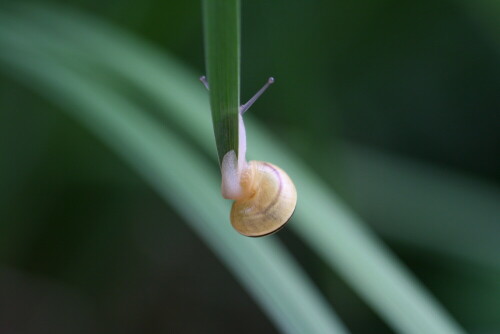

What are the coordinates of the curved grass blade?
(2, 5, 468, 334)
(0, 24, 349, 334)
(341, 143, 500, 272)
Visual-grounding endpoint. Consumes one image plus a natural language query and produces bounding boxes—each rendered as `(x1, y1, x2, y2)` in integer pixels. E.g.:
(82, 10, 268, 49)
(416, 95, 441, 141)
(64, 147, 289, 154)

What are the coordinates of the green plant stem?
(0, 39, 348, 334)
(0, 13, 349, 334)
(0, 5, 470, 334)
(203, 0, 240, 164)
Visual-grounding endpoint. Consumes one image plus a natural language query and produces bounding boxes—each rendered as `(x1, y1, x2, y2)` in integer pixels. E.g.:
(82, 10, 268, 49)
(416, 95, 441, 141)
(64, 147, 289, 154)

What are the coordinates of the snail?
(201, 76, 297, 237)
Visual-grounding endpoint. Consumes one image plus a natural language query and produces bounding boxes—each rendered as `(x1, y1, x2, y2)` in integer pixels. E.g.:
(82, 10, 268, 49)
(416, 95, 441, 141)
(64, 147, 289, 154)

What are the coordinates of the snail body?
(221, 115, 297, 237)
(202, 76, 297, 237)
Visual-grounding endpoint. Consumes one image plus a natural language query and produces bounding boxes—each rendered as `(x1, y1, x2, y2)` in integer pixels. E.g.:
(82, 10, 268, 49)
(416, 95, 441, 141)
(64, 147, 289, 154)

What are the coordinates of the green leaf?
(0, 4, 469, 334)
(0, 11, 349, 334)
(341, 143, 500, 271)
(202, 0, 240, 163)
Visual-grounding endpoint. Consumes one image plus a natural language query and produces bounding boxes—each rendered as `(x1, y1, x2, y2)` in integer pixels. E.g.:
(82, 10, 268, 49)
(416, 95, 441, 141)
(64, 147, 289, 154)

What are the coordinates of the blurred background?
(1, 0, 499, 333)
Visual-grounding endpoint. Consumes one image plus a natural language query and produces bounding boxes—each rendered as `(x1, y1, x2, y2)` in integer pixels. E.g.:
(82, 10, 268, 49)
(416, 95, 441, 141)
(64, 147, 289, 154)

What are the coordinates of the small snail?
(201, 76, 297, 237)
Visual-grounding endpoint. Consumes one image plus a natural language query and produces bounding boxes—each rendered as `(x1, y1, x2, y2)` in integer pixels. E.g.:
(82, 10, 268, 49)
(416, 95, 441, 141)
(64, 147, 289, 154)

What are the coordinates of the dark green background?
(1, 0, 499, 333)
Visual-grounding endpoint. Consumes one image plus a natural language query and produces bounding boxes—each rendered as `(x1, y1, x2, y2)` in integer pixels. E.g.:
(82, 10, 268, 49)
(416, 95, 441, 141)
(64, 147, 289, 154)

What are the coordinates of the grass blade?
(341, 143, 500, 271)
(202, 0, 240, 163)
(1, 5, 469, 334)
(0, 18, 349, 334)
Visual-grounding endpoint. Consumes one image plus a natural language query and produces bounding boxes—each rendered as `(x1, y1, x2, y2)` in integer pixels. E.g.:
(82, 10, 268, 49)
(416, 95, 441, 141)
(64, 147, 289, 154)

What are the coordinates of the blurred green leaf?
(0, 4, 471, 334)
(0, 14, 348, 334)
(341, 143, 500, 272)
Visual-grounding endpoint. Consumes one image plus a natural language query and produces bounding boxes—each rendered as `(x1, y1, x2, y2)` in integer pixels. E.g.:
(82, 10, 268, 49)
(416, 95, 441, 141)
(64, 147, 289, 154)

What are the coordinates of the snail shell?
(216, 77, 297, 237)
(230, 160, 297, 237)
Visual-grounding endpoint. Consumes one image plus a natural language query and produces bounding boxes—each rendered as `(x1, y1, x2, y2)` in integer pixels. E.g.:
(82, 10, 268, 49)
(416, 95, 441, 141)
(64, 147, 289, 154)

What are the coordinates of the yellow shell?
(230, 161, 297, 237)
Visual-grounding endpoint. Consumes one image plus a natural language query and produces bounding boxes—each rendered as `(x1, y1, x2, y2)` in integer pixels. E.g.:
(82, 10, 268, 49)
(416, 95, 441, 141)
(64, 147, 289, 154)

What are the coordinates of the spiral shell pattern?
(230, 161, 297, 237)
